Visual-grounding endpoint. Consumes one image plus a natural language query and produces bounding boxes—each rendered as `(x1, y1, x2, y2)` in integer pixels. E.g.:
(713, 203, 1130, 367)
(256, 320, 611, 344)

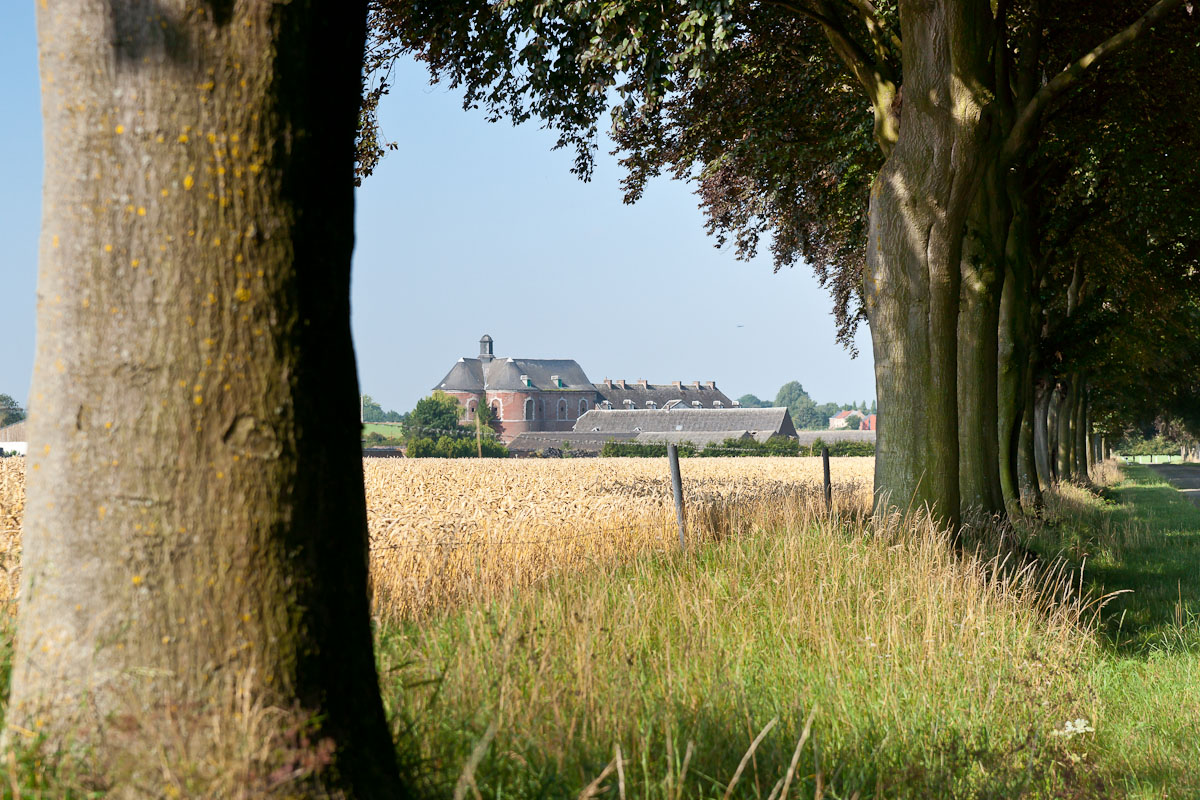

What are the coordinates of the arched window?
(524, 398, 535, 421)
(579, 399, 588, 416)
(490, 399, 502, 420)
(466, 399, 477, 418)
(558, 399, 568, 420)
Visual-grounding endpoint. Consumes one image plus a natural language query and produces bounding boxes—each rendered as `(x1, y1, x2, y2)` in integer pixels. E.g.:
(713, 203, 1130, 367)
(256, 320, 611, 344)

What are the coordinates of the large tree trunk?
(1074, 380, 1090, 481)
(997, 180, 1040, 512)
(1033, 377, 1053, 490)
(958, 181, 1006, 516)
(865, 0, 992, 526)
(10, 2, 403, 794)
(1056, 379, 1076, 482)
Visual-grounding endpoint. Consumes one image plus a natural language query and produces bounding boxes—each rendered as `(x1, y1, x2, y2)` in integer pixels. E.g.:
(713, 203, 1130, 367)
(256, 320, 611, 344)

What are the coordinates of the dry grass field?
(0, 456, 873, 620)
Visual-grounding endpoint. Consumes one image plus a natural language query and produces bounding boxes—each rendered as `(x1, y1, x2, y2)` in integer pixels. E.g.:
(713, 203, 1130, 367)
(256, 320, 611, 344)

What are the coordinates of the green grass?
(362, 422, 406, 439)
(381, 466, 1200, 798)
(1020, 466, 1200, 796)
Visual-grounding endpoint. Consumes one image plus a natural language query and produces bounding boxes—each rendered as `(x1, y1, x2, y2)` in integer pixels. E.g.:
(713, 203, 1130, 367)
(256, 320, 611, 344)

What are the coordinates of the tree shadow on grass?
(1026, 469, 1200, 656)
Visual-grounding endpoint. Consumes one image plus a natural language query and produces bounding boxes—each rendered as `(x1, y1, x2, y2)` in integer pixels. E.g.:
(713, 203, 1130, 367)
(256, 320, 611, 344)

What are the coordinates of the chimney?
(638, 379, 648, 388)
(692, 381, 701, 390)
(672, 381, 682, 390)
(479, 334, 494, 362)
(617, 379, 626, 389)
(603, 378, 612, 388)
(704, 381, 715, 390)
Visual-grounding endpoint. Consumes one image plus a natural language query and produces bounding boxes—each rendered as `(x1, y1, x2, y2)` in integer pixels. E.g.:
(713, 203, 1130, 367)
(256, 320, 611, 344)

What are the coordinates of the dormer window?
(713, 401, 723, 408)
(623, 399, 635, 409)
(551, 374, 563, 388)
(646, 401, 657, 409)
(691, 401, 702, 408)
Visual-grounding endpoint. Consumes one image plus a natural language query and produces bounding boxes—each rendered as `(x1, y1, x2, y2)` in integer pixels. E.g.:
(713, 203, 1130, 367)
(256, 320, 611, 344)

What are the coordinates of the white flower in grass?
(1050, 717, 1094, 737)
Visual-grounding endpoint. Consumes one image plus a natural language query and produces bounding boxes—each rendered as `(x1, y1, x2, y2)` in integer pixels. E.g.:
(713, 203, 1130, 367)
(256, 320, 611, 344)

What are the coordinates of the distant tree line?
(0, 394, 25, 428)
(736, 382, 876, 431)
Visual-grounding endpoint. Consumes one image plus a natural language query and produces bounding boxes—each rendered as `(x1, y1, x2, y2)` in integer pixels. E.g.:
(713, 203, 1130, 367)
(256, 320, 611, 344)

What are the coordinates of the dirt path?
(1147, 464, 1200, 507)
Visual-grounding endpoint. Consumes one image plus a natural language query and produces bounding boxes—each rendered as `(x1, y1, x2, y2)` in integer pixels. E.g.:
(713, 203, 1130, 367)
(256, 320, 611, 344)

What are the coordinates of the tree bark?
(10, 2, 403, 795)
(1033, 377, 1053, 490)
(1056, 378, 1076, 482)
(958, 178, 1006, 516)
(1074, 380, 1090, 481)
(865, 0, 992, 526)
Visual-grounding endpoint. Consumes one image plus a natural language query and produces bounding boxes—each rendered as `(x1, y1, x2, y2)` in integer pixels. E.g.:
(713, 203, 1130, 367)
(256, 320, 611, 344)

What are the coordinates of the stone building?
(432, 336, 732, 442)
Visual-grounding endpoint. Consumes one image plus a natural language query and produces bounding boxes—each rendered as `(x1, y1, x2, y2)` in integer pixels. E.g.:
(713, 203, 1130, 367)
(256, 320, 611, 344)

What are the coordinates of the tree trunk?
(1074, 380, 1089, 481)
(865, 0, 992, 526)
(958, 180, 1006, 516)
(1056, 379, 1076, 482)
(10, 2, 404, 794)
(1033, 378, 1053, 490)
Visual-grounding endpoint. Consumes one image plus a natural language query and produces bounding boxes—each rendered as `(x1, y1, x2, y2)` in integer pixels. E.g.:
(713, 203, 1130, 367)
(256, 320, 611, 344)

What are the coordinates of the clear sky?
(0, 6, 875, 416)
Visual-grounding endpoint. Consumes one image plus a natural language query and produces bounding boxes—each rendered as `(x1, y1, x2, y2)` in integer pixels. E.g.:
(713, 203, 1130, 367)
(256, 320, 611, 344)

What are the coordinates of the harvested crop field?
(0, 456, 873, 618)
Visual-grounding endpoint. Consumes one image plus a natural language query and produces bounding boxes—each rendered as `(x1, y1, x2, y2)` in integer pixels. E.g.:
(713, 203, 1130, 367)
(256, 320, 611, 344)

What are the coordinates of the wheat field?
(0, 456, 873, 619)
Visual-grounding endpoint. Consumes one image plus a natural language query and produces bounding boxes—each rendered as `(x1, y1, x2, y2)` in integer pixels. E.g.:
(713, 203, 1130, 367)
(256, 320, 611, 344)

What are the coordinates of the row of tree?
(366, 0, 1200, 526)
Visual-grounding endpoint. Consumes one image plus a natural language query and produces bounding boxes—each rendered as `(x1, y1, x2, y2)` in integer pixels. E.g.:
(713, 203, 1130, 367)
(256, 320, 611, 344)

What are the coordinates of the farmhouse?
(433, 335, 732, 442)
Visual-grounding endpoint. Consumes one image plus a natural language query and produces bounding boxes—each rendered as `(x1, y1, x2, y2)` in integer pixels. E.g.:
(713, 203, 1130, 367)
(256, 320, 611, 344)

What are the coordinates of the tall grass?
(382, 490, 1103, 798)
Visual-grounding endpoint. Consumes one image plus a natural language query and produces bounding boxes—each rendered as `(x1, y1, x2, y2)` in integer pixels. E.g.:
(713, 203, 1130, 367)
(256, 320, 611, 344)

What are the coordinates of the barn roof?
(633, 430, 760, 447)
(506, 430, 638, 455)
(0, 421, 27, 443)
(575, 407, 797, 437)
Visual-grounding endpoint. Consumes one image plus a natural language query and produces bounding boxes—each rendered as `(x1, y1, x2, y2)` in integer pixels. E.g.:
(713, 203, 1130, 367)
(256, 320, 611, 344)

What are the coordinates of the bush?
(404, 434, 508, 458)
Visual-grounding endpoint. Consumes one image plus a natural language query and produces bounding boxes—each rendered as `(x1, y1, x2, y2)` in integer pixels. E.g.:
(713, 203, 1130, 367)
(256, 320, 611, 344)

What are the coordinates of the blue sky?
(0, 6, 875, 415)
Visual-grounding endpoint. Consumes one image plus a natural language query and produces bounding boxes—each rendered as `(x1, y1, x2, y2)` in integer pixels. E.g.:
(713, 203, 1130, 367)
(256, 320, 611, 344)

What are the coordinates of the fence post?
(668, 444, 687, 551)
(822, 446, 832, 512)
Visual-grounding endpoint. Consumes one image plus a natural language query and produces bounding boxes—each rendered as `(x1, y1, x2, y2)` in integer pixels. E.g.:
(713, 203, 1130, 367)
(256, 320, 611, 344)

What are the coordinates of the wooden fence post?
(668, 444, 687, 551)
(822, 446, 832, 512)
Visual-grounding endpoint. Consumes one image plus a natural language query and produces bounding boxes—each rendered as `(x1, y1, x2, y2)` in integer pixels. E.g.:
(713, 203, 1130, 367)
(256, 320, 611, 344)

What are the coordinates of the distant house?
(828, 409, 867, 430)
(861, 414, 878, 431)
(575, 407, 798, 446)
(433, 335, 732, 443)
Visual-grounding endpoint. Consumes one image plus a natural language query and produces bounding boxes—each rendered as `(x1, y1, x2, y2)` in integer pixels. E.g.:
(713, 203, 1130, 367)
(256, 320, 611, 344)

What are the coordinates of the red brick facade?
(442, 389, 600, 442)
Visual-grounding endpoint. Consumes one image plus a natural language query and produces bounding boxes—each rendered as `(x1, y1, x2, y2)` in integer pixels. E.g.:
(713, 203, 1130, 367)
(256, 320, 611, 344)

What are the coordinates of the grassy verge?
(1021, 465, 1200, 797)
(381, 465, 1200, 798)
(381, 512, 1100, 797)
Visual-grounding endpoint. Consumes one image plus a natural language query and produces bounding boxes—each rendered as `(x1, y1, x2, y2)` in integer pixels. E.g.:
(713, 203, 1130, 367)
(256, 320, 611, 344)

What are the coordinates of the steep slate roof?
(575, 407, 797, 438)
(595, 381, 733, 410)
(435, 357, 595, 393)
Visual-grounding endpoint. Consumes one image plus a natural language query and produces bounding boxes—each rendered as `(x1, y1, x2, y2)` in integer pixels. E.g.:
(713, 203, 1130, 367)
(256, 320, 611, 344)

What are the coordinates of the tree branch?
(843, 0, 903, 63)
(1001, 0, 1189, 165)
